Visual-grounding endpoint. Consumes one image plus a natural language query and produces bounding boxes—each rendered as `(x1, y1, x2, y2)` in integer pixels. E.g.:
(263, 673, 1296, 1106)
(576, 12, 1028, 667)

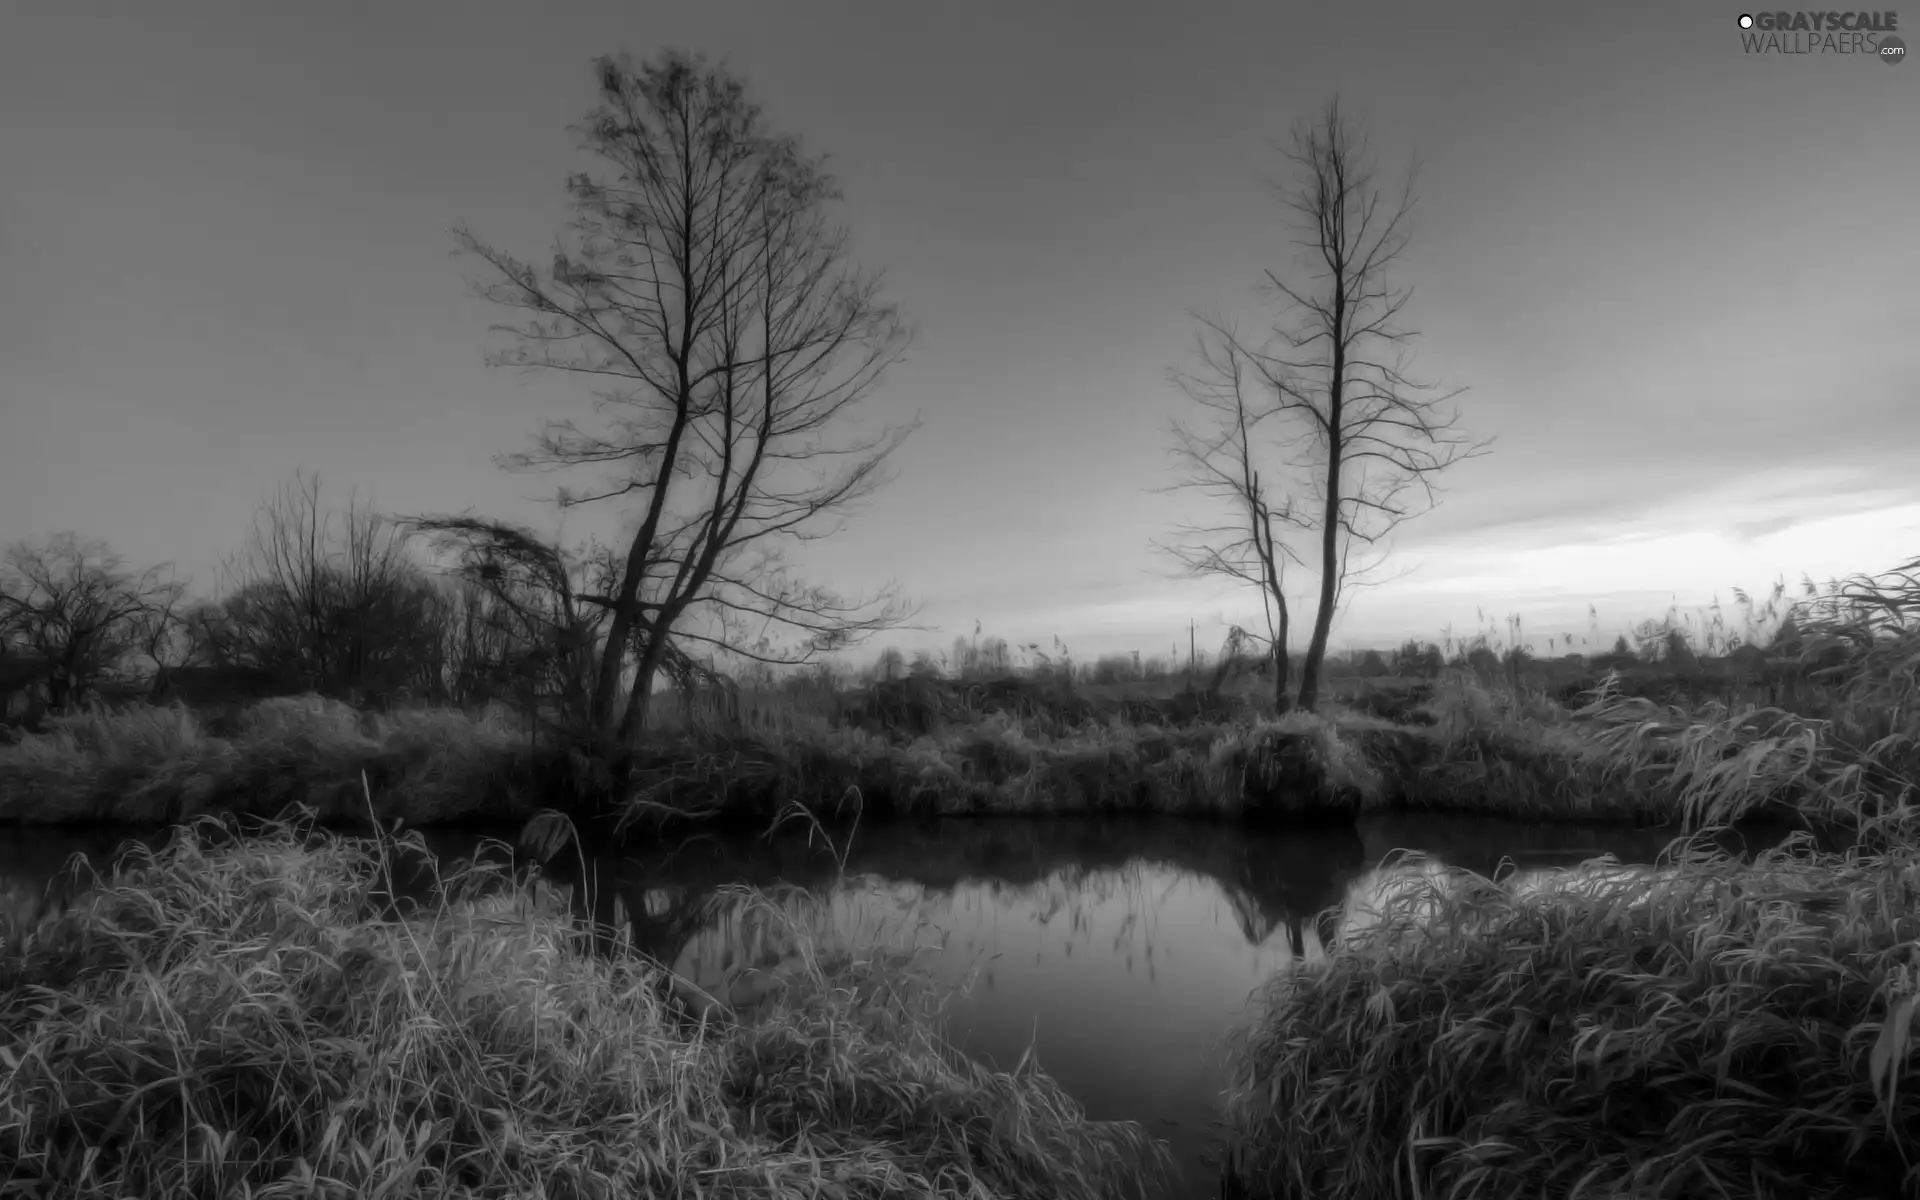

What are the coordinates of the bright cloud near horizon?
(3, 1, 1915, 667)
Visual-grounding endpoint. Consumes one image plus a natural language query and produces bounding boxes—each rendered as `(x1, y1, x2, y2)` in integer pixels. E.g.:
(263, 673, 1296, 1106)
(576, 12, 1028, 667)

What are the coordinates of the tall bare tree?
(0, 533, 184, 712)
(1206, 97, 1491, 711)
(454, 50, 916, 747)
(1157, 316, 1306, 711)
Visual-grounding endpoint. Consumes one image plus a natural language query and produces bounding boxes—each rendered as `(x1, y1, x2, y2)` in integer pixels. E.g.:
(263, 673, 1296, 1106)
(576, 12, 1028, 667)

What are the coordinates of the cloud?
(1730, 514, 1799, 542)
(1410, 459, 1920, 552)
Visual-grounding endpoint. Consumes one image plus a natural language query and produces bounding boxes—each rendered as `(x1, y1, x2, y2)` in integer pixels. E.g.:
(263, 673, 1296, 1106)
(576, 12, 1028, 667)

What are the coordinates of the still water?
(1, 813, 1771, 1197)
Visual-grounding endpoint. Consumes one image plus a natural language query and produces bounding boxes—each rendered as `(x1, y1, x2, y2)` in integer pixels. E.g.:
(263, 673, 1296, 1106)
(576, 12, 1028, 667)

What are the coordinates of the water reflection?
(0, 811, 1782, 1199)
(521, 816, 1373, 1190)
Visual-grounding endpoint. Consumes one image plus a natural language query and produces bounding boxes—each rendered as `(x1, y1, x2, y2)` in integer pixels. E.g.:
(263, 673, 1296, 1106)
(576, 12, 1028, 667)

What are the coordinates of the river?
(1, 812, 1782, 1197)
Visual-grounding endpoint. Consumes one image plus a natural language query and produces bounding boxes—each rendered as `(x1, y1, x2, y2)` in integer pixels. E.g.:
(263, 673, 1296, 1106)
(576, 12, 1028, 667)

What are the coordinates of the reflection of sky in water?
(0, 814, 1732, 1200)
(670, 864, 1312, 1193)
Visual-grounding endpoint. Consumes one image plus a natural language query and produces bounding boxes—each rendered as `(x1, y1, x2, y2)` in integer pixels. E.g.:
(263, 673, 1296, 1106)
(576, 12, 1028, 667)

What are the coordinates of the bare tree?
(216, 470, 448, 704)
(405, 515, 610, 731)
(1212, 97, 1491, 711)
(437, 577, 544, 711)
(454, 50, 917, 748)
(0, 533, 184, 712)
(1157, 317, 1307, 711)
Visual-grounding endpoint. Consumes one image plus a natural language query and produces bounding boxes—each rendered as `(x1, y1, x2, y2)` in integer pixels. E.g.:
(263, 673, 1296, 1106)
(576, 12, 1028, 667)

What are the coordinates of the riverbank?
(1217, 832, 1920, 1199)
(0, 673, 1857, 834)
(0, 815, 1169, 1199)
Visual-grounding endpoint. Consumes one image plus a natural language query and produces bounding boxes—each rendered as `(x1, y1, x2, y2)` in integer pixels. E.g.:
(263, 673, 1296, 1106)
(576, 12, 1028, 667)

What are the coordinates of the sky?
(3, 0, 1916, 669)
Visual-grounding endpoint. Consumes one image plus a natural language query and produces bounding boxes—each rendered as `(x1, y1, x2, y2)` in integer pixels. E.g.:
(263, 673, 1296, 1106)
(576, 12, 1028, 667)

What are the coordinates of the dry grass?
(1219, 836, 1920, 1200)
(1391, 676, 1659, 822)
(0, 686, 1766, 833)
(613, 711, 1418, 834)
(1570, 623, 1920, 838)
(0, 813, 1169, 1199)
(5, 610, 1912, 837)
(0, 697, 557, 827)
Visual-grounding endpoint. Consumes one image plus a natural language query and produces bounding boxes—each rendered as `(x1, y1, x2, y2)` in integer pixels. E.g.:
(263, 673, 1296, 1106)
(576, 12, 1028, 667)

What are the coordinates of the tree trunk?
(1297, 539, 1336, 710)
(1253, 487, 1293, 716)
(1271, 598, 1292, 714)
(46, 660, 76, 714)
(1296, 339, 1346, 712)
(589, 598, 638, 739)
(616, 629, 674, 746)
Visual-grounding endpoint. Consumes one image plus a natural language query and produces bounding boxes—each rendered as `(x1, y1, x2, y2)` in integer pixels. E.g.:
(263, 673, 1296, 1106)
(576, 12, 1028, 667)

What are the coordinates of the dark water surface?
(0, 813, 1786, 1197)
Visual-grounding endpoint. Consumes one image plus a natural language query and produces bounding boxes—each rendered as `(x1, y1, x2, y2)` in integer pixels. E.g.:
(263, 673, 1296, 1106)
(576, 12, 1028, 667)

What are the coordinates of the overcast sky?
(3, 0, 1915, 665)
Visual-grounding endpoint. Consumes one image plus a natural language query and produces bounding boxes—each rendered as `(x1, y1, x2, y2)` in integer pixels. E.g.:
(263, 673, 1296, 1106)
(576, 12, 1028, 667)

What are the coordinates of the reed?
(1219, 835, 1920, 1199)
(1571, 622, 1919, 838)
(0, 697, 555, 827)
(0, 812, 1169, 1199)
(5, 615, 1911, 835)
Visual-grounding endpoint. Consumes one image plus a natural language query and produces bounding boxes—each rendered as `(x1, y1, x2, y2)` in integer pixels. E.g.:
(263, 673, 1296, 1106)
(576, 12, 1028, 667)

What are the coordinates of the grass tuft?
(1220, 836, 1920, 1200)
(0, 813, 1170, 1199)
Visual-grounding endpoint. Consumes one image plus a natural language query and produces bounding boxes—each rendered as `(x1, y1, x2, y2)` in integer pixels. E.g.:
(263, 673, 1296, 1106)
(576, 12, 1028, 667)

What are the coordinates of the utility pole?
(1188, 620, 1197, 691)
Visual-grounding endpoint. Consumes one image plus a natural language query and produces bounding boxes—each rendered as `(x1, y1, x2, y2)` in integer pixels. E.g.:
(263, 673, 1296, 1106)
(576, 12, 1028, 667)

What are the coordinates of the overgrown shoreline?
(1210, 609, 1920, 1199)
(0, 815, 1169, 1199)
(0, 668, 1877, 835)
(1218, 836, 1920, 1199)
(1, 632, 1915, 1199)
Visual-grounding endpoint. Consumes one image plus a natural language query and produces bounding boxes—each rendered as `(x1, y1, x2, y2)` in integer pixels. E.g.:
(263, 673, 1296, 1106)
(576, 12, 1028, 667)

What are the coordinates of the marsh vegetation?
(3, 40, 1917, 1200)
(9, 544, 1909, 1198)
(0, 816, 1178, 1199)
(2, 554, 1914, 1197)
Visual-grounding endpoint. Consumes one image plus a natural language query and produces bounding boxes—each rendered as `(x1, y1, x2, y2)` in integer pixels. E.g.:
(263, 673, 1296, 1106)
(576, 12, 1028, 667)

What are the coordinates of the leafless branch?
(457, 50, 918, 743)
(0, 533, 184, 711)
(1155, 314, 1310, 708)
(1179, 96, 1494, 710)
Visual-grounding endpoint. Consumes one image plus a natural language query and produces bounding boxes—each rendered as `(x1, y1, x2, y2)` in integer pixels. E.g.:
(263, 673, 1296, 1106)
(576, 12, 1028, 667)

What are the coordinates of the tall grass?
(0, 813, 1169, 1199)
(653, 670, 1862, 829)
(1206, 560, 1920, 1197)
(0, 697, 554, 826)
(0, 682, 1741, 831)
(1571, 626, 1919, 837)
(9, 575, 1912, 834)
(1220, 835, 1920, 1200)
